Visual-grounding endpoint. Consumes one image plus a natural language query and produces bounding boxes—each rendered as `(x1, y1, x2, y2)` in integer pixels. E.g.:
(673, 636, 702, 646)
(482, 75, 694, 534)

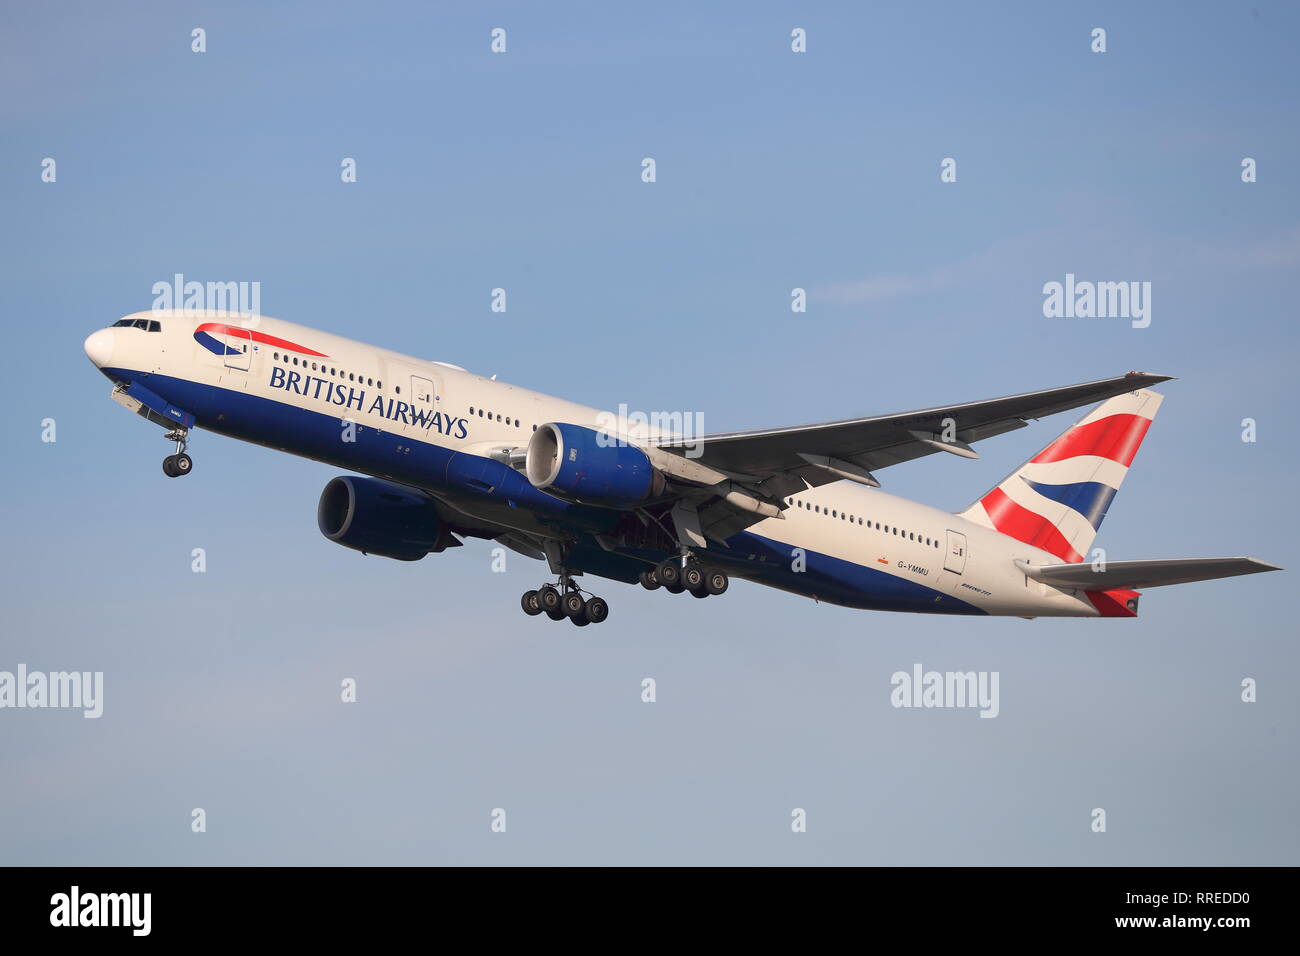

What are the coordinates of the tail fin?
(957, 388, 1164, 563)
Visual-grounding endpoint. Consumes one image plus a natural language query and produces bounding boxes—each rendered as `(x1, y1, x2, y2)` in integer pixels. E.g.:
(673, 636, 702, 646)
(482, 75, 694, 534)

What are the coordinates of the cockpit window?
(110, 318, 161, 331)
(148, 320, 161, 332)
(112, 319, 134, 328)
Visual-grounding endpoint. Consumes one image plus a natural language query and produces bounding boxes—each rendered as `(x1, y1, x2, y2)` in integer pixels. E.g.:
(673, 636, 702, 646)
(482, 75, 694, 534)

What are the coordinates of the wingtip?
(1125, 371, 1176, 386)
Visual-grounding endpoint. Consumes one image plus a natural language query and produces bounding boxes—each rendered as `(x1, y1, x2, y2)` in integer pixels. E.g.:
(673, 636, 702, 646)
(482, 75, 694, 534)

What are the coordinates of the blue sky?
(2, 0, 1297, 864)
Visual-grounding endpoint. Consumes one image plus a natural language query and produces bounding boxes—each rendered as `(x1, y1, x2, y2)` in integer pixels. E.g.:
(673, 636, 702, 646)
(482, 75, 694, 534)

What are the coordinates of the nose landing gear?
(162, 428, 193, 478)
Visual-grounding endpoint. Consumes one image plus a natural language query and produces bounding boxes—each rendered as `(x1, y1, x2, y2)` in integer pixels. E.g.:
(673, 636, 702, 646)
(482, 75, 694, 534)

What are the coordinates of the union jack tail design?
(957, 389, 1164, 563)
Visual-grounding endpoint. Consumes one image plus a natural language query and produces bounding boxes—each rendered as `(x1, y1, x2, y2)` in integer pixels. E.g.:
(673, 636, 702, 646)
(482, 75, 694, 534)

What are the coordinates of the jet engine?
(317, 476, 453, 561)
(525, 422, 664, 508)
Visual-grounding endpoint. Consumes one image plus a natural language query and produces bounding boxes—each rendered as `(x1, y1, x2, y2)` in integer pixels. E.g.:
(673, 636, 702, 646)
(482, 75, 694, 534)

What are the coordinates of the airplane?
(83, 310, 1280, 624)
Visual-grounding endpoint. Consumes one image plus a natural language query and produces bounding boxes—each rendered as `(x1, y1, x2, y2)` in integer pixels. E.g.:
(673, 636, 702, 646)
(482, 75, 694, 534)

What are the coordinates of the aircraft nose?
(83, 328, 114, 367)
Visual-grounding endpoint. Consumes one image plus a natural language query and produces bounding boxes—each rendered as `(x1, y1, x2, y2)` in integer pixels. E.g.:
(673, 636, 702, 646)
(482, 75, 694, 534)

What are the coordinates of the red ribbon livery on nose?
(193, 322, 329, 358)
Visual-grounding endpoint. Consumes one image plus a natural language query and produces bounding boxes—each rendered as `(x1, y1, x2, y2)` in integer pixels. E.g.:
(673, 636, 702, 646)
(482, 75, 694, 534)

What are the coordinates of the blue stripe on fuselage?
(100, 367, 622, 537)
(101, 366, 985, 614)
(710, 532, 984, 614)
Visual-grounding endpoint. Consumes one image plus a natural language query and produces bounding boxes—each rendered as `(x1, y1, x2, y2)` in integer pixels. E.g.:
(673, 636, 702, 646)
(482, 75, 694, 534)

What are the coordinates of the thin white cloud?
(1199, 225, 1300, 271)
(815, 223, 1300, 307)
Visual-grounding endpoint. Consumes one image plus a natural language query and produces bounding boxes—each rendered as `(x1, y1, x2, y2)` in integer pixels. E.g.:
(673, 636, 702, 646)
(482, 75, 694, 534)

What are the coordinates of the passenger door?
(223, 328, 252, 371)
(944, 530, 968, 575)
(407, 373, 440, 434)
(410, 375, 436, 407)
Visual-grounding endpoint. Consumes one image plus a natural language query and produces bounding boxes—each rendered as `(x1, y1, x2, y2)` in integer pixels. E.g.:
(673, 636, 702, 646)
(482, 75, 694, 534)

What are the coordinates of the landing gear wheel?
(705, 569, 729, 596)
(537, 586, 561, 613)
(682, 562, 705, 592)
(689, 585, 709, 598)
(657, 559, 682, 588)
(521, 590, 542, 616)
(570, 615, 590, 627)
(162, 428, 192, 478)
(638, 569, 661, 591)
(562, 591, 587, 619)
(664, 580, 685, 595)
(545, 608, 566, 621)
(584, 597, 609, 624)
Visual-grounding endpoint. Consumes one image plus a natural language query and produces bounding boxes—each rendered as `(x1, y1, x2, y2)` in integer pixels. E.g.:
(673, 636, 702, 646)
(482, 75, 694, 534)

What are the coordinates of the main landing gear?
(520, 571, 611, 627)
(640, 555, 729, 599)
(161, 428, 193, 478)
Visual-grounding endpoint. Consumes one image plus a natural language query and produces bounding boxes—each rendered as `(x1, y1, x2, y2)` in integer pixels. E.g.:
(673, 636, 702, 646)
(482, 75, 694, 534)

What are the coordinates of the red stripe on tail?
(1085, 588, 1140, 618)
(1030, 413, 1151, 467)
(980, 487, 1084, 562)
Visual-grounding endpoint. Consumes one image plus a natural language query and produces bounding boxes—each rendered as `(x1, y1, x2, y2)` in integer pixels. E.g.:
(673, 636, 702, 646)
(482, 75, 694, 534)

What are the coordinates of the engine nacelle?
(526, 422, 664, 508)
(317, 476, 448, 561)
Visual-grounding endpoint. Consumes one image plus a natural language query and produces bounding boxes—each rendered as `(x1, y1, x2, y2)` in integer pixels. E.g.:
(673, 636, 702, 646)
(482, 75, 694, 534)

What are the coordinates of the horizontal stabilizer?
(1015, 557, 1282, 590)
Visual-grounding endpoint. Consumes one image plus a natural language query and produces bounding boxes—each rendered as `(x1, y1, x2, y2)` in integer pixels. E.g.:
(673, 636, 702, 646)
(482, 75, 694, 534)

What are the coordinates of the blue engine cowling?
(525, 422, 664, 508)
(317, 476, 450, 561)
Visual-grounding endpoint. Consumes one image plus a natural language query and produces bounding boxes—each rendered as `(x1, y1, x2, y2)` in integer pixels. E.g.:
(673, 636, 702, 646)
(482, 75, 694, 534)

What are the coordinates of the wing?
(644, 372, 1173, 542)
(655, 371, 1172, 479)
(1016, 557, 1282, 591)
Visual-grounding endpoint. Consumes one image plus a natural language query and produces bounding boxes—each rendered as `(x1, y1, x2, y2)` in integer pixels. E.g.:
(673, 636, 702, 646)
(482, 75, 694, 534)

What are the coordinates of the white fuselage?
(87, 311, 1112, 617)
